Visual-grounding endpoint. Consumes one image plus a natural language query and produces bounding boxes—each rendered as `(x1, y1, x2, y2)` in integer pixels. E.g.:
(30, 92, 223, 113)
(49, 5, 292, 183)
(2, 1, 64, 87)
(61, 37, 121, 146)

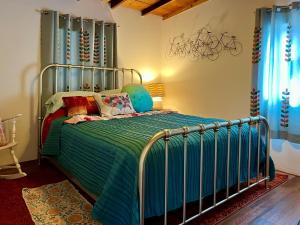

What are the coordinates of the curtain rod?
(257, 2, 300, 11)
(35, 9, 117, 26)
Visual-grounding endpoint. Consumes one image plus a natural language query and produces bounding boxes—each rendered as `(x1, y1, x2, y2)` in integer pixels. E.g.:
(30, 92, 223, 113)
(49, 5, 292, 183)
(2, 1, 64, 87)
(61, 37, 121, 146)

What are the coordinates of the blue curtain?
(252, 2, 300, 143)
(41, 10, 117, 114)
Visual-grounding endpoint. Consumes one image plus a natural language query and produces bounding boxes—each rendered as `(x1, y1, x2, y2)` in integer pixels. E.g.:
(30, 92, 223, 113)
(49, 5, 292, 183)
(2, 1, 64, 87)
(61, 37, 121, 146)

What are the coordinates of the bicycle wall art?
(167, 27, 243, 61)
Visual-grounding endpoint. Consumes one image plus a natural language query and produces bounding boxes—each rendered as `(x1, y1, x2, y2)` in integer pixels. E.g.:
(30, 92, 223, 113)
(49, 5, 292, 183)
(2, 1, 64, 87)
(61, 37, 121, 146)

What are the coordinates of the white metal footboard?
(139, 116, 270, 225)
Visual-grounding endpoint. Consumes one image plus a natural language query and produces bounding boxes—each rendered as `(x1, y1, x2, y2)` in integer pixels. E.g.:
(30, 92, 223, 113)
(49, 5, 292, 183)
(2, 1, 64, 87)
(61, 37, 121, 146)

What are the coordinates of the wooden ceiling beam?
(163, 0, 208, 20)
(109, 0, 126, 8)
(141, 0, 172, 16)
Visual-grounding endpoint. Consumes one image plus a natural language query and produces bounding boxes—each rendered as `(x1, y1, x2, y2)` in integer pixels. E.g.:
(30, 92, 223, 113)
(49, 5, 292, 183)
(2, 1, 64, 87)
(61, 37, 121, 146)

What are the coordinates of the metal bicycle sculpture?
(168, 28, 243, 61)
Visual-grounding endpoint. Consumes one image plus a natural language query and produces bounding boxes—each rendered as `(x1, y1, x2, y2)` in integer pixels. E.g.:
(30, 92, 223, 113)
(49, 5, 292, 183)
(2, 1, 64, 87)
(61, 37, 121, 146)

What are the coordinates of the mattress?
(42, 112, 275, 225)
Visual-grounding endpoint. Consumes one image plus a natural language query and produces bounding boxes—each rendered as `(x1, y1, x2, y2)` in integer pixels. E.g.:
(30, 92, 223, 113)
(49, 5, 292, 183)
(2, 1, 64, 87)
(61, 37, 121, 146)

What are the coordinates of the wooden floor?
(221, 174, 300, 225)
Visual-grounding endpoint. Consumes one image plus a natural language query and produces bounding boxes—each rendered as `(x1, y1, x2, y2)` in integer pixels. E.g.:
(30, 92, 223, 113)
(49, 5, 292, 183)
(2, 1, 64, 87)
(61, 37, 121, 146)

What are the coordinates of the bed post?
(261, 116, 270, 189)
(38, 64, 52, 165)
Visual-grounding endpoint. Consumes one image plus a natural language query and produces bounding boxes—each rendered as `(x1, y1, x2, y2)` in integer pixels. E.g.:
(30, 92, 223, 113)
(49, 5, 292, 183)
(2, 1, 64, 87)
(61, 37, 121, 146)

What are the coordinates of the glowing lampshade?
(144, 83, 165, 110)
(144, 83, 165, 100)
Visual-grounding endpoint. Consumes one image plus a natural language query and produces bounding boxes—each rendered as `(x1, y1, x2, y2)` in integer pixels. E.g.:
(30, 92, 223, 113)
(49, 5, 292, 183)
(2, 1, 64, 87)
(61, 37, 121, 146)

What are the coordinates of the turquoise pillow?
(121, 84, 153, 112)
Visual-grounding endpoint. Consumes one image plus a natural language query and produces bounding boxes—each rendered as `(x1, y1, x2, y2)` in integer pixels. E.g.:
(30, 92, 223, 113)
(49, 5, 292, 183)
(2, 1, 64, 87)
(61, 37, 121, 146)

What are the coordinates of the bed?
(39, 64, 274, 225)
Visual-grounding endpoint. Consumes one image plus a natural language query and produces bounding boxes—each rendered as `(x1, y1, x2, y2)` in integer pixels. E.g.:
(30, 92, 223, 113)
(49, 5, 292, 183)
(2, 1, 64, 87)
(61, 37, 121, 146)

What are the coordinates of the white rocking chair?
(0, 114, 26, 179)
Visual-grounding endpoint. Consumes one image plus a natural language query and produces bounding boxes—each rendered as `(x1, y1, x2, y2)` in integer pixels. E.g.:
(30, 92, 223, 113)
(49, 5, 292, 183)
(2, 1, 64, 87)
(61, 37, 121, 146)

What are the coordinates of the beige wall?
(0, 0, 161, 164)
(160, 0, 300, 175)
(160, 0, 275, 119)
(111, 7, 162, 82)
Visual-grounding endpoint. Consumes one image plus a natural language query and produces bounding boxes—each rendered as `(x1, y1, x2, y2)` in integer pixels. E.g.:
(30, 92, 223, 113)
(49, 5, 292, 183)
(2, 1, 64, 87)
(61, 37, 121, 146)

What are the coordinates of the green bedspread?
(42, 113, 275, 225)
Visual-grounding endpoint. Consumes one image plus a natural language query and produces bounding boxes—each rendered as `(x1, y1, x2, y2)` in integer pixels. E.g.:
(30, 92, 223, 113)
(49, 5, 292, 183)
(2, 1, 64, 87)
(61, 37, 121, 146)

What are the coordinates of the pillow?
(94, 93, 135, 116)
(63, 96, 88, 116)
(86, 96, 100, 115)
(62, 96, 100, 116)
(121, 84, 153, 113)
(45, 91, 95, 115)
(99, 88, 121, 95)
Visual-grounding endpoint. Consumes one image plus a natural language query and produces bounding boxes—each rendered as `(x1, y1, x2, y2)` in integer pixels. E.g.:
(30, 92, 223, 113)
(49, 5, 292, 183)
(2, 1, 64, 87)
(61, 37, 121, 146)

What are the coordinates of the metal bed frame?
(139, 116, 270, 225)
(38, 63, 143, 162)
(38, 63, 270, 225)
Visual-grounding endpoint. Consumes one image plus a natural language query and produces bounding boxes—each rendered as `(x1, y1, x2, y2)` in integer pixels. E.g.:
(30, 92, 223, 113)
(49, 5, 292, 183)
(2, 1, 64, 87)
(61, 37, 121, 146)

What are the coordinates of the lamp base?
(153, 100, 163, 110)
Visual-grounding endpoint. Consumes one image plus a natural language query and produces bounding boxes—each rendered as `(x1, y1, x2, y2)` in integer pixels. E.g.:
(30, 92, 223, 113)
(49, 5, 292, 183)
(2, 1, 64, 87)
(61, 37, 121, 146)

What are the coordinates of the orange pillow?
(86, 96, 100, 115)
(62, 96, 100, 116)
(62, 96, 88, 116)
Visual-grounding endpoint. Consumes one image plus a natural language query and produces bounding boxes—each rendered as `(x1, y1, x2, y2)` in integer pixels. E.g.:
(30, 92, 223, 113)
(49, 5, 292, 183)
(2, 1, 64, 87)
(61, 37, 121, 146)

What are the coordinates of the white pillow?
(99, 88, 121, 95)
(45, 91, 95, 115)
(94, 93, 135, 116)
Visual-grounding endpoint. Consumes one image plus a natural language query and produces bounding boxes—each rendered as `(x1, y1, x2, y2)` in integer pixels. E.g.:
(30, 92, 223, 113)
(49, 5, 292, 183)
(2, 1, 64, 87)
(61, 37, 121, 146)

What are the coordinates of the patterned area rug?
(22, 174, 288, 225)
(22, 180, 101, 225)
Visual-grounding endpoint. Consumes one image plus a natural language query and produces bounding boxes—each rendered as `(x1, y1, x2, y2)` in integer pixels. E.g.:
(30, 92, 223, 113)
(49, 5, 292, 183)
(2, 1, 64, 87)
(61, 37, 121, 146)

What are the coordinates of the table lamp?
(144, 83, 165, 110)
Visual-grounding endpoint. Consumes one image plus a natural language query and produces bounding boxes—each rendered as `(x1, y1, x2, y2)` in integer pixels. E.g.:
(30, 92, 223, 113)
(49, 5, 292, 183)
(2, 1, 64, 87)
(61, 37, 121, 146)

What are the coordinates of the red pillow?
(63, 96, 88, 116)
(86, 96, 100, 115)
(62, 96, 100, 116)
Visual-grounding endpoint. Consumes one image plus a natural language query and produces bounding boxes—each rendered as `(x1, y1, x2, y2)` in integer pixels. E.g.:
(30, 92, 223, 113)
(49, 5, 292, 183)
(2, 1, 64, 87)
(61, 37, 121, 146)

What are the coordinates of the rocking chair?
(0, 114, 27, 179)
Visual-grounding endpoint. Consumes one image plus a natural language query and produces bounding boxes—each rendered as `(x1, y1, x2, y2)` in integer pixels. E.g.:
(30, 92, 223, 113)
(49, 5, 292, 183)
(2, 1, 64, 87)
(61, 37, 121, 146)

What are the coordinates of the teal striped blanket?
(42, 113, 275, 225)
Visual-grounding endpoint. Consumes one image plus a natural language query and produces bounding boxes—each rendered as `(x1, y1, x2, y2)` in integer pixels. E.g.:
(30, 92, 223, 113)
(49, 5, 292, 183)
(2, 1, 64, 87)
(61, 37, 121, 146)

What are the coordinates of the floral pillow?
(94, 93, 135, 116)
(121, 84, 153, 113)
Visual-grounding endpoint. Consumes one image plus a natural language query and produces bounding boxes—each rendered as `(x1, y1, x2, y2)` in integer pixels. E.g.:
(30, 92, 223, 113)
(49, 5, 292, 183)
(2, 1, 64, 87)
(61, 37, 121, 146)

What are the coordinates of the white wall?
(0, 0, 161, 164)
(111, 7, 162, 82)
(271, 140, 300, 175)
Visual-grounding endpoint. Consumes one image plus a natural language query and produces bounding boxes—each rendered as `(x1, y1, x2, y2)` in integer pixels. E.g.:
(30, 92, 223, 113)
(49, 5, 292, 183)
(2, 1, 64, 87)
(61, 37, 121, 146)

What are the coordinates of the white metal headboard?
(38, 63, 143, 159)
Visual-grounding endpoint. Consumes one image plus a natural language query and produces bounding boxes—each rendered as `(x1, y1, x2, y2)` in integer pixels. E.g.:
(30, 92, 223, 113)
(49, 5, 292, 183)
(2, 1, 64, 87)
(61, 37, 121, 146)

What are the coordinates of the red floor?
(0, 161, 65, 225)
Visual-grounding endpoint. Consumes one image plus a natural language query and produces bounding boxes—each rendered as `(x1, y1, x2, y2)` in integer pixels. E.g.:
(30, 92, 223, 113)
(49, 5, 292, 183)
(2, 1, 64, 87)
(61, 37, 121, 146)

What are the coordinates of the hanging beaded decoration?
(104, 35, 107, 66)
(252, 27, 261, 64)
(66, 28, 71, 60)
(79, 27, 85, 62)
(250, 88, 260, 116)
(94, 84, 101, 93)
(65, 16, 71, 92)
(55, 15, 61, 63)
(83, 83, 91, 91)
(94, 34, 100, 64)
(83, 31, 90, 62)
(285, 24, 292, 62)
(281, 88, 290, 128)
